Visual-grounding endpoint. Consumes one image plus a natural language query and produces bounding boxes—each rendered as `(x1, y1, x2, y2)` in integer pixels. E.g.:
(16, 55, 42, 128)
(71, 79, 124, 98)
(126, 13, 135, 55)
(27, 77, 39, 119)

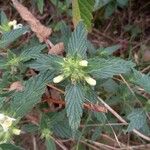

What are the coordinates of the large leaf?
(72, 0, 94, 30)
(11, 71, 55, 118)
(127, 109, 150, 134)
(0, 27, 28, 48)
(65, 83, 85, 131)
(28, 54, 63, 71)
(88, 58, 135, 79)
(67, 22, 87, 58)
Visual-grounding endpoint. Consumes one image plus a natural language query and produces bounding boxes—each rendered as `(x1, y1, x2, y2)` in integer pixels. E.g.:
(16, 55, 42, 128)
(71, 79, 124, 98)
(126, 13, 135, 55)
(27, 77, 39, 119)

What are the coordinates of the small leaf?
(99, 44, 121, 56)
(0, 27, 28, 48)
(37, 0, 44, 14)
(65, 83, 85, 131)
(72, 0, 94, 30)
(117, 0, 128, 7)
(127, 109, 148, 132)
(45, 138, 56, 150)
(0, 11, 8, 24)
(131, 70, 150, 94)
(67, 22, 87, 58)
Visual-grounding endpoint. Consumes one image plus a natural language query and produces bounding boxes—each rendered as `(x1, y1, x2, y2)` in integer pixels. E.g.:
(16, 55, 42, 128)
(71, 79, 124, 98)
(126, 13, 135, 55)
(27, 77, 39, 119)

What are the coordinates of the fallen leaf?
(48, 42, 64, 55)
(11, 0, 52, 42)
(143, 50, 150, 62)
(9, 81, 24, 92)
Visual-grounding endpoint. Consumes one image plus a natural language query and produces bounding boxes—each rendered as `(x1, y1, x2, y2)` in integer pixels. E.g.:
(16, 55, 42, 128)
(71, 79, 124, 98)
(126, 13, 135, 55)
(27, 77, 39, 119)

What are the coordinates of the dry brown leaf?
(48, 42, 64, 55)
(11, 0, 52, 42)
(143, 50, 150, 62)
(9, 81, 24, 92)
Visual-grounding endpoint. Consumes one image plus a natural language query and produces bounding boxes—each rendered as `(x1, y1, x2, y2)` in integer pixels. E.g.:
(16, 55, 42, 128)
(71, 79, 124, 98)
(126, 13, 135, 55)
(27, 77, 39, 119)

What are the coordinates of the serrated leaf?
(20, 44, 46, 61)
(65, 83, 85, 131)
(99, 44, 121, 56)
(72, 0, 94, 30)
(131, 70, 150, 94)
(127, 109, 148, 132)
(88, 58, 135, 79)
(67, 22, 87, 58)
(28, 54, 63, 71)
(0, 27, 28, 48)
(45, 138, 56, 150)
(0, 143, 24, 150)
(11, 71, 55, 118)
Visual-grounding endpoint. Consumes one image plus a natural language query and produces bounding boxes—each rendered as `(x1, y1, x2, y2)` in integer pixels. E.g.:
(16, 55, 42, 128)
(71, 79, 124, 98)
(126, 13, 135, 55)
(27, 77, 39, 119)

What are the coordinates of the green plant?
(0, 0, 150, 149)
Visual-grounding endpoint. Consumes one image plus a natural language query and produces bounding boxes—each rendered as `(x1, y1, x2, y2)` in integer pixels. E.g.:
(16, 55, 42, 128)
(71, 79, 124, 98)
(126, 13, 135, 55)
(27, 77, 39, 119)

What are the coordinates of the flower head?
(0, 113, 16, 132)
(8, 20, 23, 30)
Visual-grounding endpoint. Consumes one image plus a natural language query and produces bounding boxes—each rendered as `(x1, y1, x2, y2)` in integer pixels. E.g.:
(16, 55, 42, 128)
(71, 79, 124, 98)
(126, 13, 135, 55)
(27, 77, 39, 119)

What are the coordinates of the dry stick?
(51, 136, 68, 150)
(97, 96, 150, 142)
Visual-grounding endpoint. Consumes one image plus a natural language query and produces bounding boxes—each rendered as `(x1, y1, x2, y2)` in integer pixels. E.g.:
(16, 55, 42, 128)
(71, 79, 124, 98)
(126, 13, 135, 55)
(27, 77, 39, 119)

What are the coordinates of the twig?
(80, 123, 127, 127)
(97, 96, 150, 142)
(85, 139, 117, 150)
(51, 136, 68, 150)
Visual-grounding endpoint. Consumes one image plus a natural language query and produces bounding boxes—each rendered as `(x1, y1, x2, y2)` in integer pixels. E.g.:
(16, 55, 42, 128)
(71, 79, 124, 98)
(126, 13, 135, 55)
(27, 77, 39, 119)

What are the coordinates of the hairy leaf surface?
(65, 83, 85, 131)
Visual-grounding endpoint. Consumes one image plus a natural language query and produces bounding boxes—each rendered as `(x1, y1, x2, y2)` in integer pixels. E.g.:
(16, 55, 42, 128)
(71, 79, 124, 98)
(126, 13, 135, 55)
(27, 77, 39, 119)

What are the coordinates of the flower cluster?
(53, 58, 96, 86)
(0, 113, 20, 135)
(8, 20, 23, 30)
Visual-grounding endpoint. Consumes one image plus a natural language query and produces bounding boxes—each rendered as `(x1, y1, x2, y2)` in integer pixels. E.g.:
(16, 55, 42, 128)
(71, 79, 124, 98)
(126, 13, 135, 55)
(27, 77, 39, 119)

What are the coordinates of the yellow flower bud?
(8, 20, 17, 27)
(0, 113, 16, 132)
(53, 75, 64, 83)
(85, 76, 96, 86)
(79, 60, 88, 67)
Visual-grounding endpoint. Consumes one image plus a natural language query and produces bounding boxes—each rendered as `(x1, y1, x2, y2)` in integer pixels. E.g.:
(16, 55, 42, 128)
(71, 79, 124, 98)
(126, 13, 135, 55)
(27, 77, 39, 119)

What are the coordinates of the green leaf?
(20, 44, 46, 61)
(127, 109, 148, 132)
(117, 0, 128, 7)
(11, 71, 55, 118)
(45, 138, 56, 150)
(65, 83, 85, 131)
(28, 54, 63, 71)
(99, 44, 121, 56)
(88, 58, 135, 79)
(0, 97, 5, 109)
(37, 0, 44, 14)
(131, 70, 150, 94)
(0, 143, 24, 150)
(0, 11, 8, 25)
(94, 0, 111, 10)
(0, 27, 28, 48)
(104, 2, 117, 18)
(22, 124, 39, 133)
(67, 22, 87, 58)
(72, 0, 94, 30)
